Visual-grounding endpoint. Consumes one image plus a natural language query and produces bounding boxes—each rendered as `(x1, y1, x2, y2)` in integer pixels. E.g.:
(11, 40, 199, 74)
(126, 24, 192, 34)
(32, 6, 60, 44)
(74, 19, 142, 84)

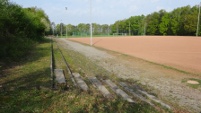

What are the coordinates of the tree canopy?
(111, 5, 200, 36)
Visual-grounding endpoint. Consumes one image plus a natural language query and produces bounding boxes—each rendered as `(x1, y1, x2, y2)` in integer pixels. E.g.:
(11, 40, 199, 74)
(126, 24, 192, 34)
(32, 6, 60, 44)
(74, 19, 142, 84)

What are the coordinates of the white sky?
(10, 0, 201, 25)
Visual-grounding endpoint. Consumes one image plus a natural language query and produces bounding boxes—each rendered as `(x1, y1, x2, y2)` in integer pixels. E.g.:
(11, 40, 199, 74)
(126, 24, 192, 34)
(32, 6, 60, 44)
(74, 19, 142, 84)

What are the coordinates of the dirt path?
(57, 38, 201, 113)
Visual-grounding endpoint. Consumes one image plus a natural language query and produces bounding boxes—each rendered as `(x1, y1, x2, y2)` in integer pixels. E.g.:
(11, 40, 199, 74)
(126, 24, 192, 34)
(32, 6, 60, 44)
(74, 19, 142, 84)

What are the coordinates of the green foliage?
(128, 15, 145, 35)
(183, 6, 198, 35)
(146, 12, 160, 35)
(110, 15, 145, 35)
(159, 12, 170, 35)
(0, 0, 51, 60)
(111, 5, 201, 36)
(55, 23, 112, 37)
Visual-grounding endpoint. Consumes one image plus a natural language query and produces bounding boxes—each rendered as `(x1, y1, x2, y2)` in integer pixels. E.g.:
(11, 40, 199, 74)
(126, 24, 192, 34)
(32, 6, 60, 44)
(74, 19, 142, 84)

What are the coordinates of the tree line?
(54, 5, 200, 36)
(113, 5, 200, 36)
(53, 23, 112, 36)
(0, 0, 51, 60)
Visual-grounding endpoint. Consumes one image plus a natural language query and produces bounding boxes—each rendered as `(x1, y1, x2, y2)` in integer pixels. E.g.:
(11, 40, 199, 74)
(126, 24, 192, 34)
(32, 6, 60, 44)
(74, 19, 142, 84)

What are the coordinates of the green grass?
(0, 38, 162, 113)
(0, 39, 53, 113)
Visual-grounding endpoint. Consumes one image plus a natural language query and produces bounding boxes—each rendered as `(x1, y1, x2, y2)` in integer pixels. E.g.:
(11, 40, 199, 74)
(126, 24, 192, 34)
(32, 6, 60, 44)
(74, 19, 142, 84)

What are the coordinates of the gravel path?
(58, 38, 201, 113)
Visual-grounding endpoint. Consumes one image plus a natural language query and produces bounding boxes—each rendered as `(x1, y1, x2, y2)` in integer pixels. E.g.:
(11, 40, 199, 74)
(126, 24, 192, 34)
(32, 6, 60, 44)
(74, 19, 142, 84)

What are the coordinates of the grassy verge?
(0, 38, 160, 113)
(0, 39, 53, 112)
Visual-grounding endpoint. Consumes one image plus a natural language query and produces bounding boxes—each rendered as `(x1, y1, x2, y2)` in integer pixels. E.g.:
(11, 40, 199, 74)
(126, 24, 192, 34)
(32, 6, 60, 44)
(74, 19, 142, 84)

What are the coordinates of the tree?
(146, 12, 160, 35)
(169, 7, 182, 35)
(101, 24, 111, 35)
(77, 23, 89, 36)
(128, 15, 144, 35)
(159, 12, 170, 35)
(183, 6, 199, 35)
(65, 24, 75, 36)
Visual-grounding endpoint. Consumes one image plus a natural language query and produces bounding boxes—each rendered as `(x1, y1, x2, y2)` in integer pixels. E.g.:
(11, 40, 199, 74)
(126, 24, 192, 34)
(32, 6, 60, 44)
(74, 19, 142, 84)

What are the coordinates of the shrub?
(0, 0, 51, 60)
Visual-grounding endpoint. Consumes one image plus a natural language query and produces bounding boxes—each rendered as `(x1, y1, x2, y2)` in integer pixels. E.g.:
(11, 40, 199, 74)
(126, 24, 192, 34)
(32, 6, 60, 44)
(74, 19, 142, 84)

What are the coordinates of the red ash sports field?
(69, 36, 201, 73)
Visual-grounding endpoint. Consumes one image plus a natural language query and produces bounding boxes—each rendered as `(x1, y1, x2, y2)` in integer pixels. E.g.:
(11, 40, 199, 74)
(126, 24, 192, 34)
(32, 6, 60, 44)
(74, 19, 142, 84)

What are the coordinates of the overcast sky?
(10, 0, 201, 25)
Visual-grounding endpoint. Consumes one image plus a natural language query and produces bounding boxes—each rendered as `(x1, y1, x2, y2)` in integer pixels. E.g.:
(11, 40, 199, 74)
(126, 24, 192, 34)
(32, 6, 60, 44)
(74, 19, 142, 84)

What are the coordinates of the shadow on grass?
(0, 68, 53, 113)
(0, 39, 54, 112)
(0, 40, 51, 78)
(1, 67, 51, 90)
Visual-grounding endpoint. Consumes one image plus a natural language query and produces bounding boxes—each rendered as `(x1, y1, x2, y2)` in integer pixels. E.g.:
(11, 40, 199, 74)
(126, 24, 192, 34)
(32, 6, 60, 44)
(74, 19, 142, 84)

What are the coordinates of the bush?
(0, 0, 51, 60)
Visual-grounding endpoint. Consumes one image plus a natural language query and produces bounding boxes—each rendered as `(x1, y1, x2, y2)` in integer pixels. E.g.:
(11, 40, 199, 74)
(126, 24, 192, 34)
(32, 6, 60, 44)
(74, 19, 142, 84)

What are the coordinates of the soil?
(56, 38, 201, 113)
(69, 36, 201, 74)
